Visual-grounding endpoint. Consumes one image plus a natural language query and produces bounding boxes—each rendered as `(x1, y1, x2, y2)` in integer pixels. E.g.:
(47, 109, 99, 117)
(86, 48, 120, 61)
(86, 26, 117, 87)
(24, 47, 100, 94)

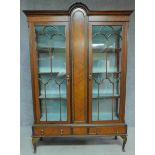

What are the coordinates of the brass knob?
(66, 75, 70, 81)
(60, 129, 63, 135)
(41, 129, 44, 135)
(89, 129, 96, 135)
(89, 73, 92, 80)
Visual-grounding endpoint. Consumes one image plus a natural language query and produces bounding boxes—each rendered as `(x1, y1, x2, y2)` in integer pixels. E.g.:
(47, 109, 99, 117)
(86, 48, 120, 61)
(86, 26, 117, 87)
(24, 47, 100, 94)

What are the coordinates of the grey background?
(20, 0, 135, 127)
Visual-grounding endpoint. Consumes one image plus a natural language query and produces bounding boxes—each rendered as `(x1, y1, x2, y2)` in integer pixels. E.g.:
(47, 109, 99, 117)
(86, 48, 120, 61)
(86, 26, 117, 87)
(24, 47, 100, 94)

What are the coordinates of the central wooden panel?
(71, 8, 87, 123)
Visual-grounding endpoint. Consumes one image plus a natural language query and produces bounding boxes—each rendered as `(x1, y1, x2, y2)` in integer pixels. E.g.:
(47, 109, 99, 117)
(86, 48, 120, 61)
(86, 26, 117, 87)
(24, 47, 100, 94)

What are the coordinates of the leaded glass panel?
(35, 25, 67, 121)
(92, 25, 122, 121)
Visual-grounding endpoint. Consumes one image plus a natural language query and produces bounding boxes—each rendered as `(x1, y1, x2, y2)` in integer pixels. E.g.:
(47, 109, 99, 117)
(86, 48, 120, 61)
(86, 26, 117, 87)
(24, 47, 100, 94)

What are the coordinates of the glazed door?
(32, 22, 70, 123)
(89, 22, 127, 123)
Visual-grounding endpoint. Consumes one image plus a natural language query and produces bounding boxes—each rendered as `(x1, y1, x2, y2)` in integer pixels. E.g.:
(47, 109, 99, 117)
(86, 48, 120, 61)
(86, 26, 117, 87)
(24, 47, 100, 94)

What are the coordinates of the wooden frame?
(24, 2, 133, 153)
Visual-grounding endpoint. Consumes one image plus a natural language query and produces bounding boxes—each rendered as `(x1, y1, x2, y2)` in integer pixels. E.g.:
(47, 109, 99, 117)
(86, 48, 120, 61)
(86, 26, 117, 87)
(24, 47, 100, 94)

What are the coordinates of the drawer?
(33, 126, 71, 136)
(72, 127, 87, 135)
(88, 125, 127, 135)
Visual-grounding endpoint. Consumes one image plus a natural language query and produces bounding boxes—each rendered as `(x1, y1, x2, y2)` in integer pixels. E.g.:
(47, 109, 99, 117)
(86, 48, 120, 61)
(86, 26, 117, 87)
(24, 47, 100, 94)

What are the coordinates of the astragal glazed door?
(33, 22, 71, 123)
(89, 22, 127, 124)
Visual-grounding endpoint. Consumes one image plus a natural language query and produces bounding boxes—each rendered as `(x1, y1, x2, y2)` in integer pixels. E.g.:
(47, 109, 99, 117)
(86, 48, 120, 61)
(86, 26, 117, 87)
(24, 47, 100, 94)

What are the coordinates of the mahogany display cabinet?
(23, 3, 133, 153)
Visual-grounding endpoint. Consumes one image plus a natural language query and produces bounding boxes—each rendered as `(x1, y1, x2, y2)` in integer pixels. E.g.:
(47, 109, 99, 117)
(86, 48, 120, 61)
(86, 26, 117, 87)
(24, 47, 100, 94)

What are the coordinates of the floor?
(20, 126, 135, 155)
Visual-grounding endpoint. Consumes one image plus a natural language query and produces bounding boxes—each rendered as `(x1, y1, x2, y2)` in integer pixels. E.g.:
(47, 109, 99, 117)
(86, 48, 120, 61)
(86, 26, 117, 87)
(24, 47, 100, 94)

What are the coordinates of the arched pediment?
(68, 2, 89, 15)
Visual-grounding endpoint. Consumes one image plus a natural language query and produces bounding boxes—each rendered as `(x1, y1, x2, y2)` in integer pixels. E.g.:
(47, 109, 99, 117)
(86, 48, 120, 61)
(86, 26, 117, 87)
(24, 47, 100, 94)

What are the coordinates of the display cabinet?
(24, 3, 132, 153)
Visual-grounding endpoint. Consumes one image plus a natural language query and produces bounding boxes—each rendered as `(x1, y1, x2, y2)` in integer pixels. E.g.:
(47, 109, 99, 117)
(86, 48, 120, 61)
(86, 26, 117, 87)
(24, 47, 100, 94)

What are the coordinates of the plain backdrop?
(20, 0, 135, 127)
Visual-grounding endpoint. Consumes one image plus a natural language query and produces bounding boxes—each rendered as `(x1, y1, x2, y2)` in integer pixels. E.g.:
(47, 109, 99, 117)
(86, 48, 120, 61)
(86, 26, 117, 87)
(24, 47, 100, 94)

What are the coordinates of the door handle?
(89, 73, 92, 80)
(66, 74, 70, 81)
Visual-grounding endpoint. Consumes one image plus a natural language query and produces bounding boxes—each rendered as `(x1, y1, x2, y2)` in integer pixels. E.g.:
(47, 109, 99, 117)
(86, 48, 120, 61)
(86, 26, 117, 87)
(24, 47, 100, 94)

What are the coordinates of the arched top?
(68, 2, 89, 14)
(23, 2, 133, 16)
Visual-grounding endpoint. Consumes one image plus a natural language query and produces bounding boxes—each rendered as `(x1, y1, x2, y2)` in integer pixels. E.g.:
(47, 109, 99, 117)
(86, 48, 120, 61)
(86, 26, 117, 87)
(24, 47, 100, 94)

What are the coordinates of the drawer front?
(33, 125, 127, 136)
(33, 126, 71, 136)
(72, 127, 87, 135)
(89, 126, 127, 135)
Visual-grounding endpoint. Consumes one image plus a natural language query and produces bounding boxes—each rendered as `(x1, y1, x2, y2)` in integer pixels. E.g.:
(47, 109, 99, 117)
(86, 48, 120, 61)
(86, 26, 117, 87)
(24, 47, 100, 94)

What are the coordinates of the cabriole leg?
(32, 137, 40, 153)
(120, 135, 127, 152)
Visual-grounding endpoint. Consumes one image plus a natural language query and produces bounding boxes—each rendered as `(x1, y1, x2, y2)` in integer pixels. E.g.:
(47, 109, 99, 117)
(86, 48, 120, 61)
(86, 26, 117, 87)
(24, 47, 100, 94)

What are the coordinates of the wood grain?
(71, 8, 88, 123)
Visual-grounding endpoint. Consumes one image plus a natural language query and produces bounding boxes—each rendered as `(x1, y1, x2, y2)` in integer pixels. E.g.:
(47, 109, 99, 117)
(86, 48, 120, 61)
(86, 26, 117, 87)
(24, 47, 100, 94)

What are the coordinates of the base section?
(32, 123, 127, 153)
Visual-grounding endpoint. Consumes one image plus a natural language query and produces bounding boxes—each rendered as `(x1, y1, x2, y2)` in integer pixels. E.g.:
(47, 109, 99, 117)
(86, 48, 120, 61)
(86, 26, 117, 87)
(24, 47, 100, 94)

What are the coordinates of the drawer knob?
(41, 129, 44, 135)
(60, 129, 63, 135)
(89, 130, 96, 135)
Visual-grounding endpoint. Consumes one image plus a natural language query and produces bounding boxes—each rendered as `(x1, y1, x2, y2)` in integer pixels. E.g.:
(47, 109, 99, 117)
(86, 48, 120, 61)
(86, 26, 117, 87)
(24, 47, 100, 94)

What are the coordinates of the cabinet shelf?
(93, 48, 121, 53)
(92, 95, 120, 99)
(39, 97, 67, 100)
(92, 71, 121, 74)
(39, 94, 66, 99)
(37, 47, 65, 53)
(93, 93, 120, 99)
(38, 71, 66, 75)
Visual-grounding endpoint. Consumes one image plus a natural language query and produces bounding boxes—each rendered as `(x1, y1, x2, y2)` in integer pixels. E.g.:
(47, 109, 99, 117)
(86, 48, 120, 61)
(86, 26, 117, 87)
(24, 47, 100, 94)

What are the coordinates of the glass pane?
(92, 25, 122, 121)
(38, 48, 66, 74)
(40, 100, 67, 121)
(92, 74, 120, 97)
(35, 25, 67, 121)
(35, 25, 65, 48)
(92, 99, 120, 120)
(39, 74, 66, 98)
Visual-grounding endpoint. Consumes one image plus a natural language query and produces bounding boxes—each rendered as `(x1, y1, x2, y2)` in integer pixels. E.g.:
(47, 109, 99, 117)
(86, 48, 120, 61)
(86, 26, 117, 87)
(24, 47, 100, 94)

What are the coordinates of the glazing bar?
(97, 83, 100, 120)
(55, 78, 65, 121)
(106, 52, 108, 79)
(49, 48, 53, 74)
(59, 84, 62, 121)
(44, 84, 48, 122)
(112, 83, 114, 120)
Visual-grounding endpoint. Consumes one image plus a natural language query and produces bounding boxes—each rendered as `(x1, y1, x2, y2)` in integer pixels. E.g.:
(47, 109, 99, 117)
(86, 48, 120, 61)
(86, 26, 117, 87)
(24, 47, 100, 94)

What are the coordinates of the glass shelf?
(93, 48, 121, 53)
(37, 47, 65, 53)
(92, 67, 120, 73)
(39, 93, 67, 99)
(38, 71, 66, 75)
(38, 70, 66, 74)
(92, 94, 120, 99)
(92, 71, 120, 74)
(39, 97, 67, 100)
